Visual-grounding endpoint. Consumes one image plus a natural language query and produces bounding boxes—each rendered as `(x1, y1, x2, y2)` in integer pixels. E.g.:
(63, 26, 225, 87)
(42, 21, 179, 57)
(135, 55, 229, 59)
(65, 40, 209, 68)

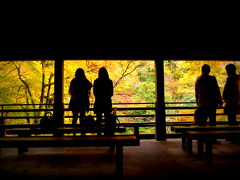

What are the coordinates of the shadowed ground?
(1, 139, 240, 180)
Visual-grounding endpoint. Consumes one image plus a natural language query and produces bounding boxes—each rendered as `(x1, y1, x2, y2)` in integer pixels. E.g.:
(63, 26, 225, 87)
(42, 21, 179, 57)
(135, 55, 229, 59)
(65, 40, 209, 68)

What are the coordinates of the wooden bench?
(0, 124, 39, 137)
(0, 135, 139, 176)
(185, 130, 240, 165)
(171, 125, 240, 150)
(5, 126, 126, 137)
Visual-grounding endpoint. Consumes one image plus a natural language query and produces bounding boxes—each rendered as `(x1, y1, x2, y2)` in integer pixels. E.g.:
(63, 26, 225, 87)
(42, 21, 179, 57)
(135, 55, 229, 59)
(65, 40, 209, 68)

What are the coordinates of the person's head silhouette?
(75, 68, 86, 79)
(225, 64, 236, 76)
(98, 67, 109, 79)
(201, 64, 210, 75)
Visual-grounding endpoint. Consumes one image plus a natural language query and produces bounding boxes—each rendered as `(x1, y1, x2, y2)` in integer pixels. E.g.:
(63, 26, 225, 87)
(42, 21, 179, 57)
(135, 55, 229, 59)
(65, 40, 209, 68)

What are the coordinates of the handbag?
(40, 112, 58, 129)
(83, 114, 96, 128)
(194, 108, 204, 125)
(105, 108, 120, 134)
(108, 113, 120, 129)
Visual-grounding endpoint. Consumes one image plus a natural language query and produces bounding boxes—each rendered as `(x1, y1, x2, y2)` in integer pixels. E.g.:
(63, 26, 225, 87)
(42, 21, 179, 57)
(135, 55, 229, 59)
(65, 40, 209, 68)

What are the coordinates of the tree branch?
(114, 61, 139, 88)
(12, 62, 36, 108)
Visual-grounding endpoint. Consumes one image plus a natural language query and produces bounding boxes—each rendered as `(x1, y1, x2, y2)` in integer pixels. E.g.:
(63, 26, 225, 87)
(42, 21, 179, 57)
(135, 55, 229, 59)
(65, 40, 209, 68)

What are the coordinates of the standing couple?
(195, 63, 240, 126)
(68, 67, 113, 127)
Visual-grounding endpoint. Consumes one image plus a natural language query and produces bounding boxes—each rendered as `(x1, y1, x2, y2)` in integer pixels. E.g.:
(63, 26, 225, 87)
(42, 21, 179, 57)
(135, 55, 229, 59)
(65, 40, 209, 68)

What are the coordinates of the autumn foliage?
(0, 60, 239, 125)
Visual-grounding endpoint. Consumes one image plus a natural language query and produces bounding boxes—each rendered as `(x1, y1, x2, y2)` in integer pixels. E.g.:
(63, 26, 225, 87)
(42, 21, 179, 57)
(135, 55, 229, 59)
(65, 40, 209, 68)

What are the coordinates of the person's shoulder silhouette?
(69, 68, 92, 99)
(195, 64, 222, 107)
(93, 67, 113, 98)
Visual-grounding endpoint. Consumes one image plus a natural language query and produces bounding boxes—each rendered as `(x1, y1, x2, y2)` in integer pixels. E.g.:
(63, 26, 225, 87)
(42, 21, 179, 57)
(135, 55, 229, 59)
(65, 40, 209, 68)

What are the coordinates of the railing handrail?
(0, 106, 224, 113)
(0, 102, 197, 107)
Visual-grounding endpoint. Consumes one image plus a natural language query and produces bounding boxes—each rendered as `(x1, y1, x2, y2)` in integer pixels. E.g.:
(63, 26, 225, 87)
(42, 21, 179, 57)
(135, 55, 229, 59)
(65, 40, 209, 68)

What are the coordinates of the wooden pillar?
(54, 59, 64, 128)
(155, 59, 166, 141)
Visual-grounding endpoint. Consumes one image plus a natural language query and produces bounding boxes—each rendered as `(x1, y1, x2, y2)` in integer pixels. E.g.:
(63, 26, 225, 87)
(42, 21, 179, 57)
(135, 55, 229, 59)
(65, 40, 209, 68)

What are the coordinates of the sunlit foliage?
(1, 60, 240, 126)
(164, 60, 240, 123)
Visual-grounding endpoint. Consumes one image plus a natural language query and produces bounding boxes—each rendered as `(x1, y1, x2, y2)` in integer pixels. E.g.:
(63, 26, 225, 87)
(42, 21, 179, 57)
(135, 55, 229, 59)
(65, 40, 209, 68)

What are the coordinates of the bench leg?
(186, 137, 192, 153)
(0, 147, 1, 170)
(182, 135, 187, 150)
(197, 139, 204, 160)
(116, 146, 123, 176)
(18, 146, 28, 155)
(205, 140, 213, 165)
(110, 146, 115, 152)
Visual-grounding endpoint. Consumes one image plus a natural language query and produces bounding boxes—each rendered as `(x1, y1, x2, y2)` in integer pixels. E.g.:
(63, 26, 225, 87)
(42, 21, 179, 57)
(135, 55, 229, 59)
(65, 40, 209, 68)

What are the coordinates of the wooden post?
(54, 59, 64, 128)
(155, 59, 166, 141)
(134, 126, 139, 138)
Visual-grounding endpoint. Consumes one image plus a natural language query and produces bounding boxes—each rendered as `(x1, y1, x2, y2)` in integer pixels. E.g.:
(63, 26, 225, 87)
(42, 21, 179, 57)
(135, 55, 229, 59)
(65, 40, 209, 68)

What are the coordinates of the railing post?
(1, 105, 3, 120)
(155, 59, 166, 141)
(134, 126, 139, 138)
(54, 58, 64, 128)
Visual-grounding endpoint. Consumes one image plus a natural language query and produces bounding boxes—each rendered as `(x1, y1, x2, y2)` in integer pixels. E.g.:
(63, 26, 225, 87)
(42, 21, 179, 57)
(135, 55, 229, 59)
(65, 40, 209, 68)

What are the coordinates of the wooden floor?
(1, 138, 240, 180)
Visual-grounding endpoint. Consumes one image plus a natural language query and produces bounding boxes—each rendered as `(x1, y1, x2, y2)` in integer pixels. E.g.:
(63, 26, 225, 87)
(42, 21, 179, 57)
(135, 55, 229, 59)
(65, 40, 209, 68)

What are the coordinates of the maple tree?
(164, 60, 240, 123)
(0, 60, 155, 124)
(1, 60, 240, 126)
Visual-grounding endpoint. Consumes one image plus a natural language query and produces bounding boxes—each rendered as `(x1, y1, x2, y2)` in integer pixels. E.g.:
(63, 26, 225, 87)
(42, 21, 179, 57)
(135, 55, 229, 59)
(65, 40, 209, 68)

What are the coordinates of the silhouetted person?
(69, 68, 92, 126)
(195, 64, 222, 126)
(223, 64, 240, 125)
(93, 67, 114, 131)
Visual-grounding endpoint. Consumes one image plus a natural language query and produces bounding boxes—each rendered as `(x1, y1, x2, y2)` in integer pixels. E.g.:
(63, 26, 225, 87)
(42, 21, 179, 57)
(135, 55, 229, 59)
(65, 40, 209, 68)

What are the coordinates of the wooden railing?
(0, 102, 230, 138)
